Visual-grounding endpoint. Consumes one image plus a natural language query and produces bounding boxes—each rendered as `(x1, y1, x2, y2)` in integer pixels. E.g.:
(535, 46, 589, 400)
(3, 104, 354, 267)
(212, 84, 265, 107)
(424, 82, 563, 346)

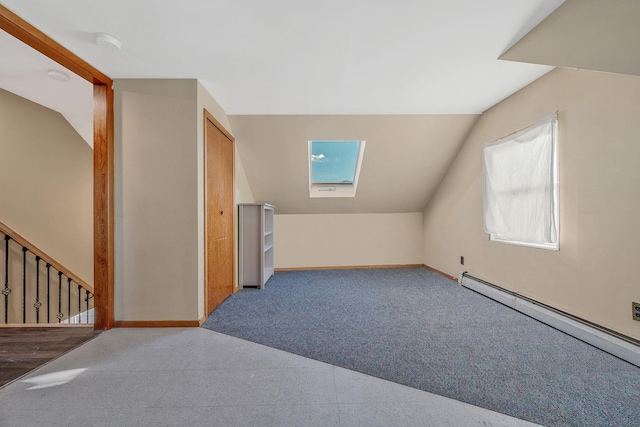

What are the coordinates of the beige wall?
(114, 79, 253, 322)
(0, 88, 93, 285)
(501, 0, 640, 77)
(114, 79, 199, 321)
(422, 68, 640, 340)
(230, 114, 478, 214)
(275, 213, 423, 268)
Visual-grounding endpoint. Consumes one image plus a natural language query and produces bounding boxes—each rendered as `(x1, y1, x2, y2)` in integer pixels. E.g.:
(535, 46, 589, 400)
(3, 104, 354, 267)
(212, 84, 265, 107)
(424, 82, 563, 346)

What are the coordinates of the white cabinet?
(238, 204, 275, 289)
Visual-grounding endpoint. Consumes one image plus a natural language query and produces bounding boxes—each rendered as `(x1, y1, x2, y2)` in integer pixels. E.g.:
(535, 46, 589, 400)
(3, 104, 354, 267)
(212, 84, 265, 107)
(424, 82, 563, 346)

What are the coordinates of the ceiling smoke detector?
(95, 32, 122, 51)
(47, 70, 70, 82)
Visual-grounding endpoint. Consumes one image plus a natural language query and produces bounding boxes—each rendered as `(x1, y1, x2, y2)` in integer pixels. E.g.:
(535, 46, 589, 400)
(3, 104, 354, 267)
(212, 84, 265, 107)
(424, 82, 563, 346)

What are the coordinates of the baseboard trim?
(0, 323, 94, 328)
(460, 272, 640, 368)
(421, 264, 457, 281)
(114, 320, 202, 328)
(275, 264, 422, 272)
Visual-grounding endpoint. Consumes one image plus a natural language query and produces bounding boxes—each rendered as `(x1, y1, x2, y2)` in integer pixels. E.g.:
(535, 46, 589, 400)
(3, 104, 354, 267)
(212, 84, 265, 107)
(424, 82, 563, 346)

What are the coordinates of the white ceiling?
(0, 0, 564, 139)
(0, 30, 93, 145)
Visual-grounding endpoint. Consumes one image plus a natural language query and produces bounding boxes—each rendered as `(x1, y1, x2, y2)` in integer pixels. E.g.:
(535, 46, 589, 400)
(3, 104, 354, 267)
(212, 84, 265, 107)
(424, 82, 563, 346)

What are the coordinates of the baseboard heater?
(458, 271, 640, 368)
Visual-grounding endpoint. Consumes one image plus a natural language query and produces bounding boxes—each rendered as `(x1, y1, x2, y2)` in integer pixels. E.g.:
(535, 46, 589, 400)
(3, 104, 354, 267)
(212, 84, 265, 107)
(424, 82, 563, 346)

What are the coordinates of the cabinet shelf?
(239, 203, 275, 289)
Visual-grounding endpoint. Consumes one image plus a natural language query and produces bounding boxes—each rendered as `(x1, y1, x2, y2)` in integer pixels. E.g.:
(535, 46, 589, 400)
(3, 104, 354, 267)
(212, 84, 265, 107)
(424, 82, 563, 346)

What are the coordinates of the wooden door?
(205, 111, 235, 315)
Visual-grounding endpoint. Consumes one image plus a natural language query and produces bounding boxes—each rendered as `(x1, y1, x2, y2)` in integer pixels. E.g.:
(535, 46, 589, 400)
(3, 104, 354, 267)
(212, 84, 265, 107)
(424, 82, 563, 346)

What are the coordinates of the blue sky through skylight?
(311, 141, 361, 184)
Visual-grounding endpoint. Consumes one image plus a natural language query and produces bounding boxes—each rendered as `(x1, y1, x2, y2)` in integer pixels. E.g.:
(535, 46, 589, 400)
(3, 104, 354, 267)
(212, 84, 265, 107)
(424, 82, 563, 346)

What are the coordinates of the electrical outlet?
(633, 302, 640, 321)
(460, 256, 464, 265)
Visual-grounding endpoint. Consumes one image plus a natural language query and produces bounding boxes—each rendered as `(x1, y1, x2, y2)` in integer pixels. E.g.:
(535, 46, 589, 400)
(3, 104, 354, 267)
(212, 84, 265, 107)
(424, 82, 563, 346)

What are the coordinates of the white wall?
(275, 213, 423, 268)
(422, 67, 640, 340)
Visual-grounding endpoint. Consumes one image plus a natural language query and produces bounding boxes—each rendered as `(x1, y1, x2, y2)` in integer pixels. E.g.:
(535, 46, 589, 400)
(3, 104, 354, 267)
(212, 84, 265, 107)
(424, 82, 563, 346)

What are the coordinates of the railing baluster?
(77, 284, 81, 324)
(57, 271, 63, 323)
(35, 256, 41, 323)
(85, 290, 90, 324)
(22, 247, 27, 323)
(67, 277, 71, 323)
(1, 229, 93, 326)
(46, 263, 51, 323)
(3, 235, 11, 324)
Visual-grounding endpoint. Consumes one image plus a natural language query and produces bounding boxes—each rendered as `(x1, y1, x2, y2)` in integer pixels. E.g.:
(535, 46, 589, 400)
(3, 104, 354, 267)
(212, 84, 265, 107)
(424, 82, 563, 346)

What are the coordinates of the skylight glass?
(310, 140, 361, 184)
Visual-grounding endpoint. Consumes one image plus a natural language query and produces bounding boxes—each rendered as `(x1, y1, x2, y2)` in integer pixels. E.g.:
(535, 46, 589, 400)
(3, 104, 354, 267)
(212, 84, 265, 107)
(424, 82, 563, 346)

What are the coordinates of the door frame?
(204, 109, 236, 315)
(0, 6, 114, 329)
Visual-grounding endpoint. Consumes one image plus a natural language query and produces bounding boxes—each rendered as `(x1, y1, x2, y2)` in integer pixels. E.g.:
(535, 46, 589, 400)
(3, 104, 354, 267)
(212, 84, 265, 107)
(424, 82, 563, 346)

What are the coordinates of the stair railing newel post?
(3, 235, 10, 323)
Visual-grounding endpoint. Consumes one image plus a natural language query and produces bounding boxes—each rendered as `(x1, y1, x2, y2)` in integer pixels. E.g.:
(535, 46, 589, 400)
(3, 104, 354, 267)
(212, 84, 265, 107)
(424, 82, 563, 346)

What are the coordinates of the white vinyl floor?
(0, 328, 541, 427)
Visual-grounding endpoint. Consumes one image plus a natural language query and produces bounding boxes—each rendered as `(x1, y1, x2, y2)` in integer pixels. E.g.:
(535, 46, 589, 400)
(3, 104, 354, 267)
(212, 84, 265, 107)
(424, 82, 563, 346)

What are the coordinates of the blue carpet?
(202, 268, 640, 426)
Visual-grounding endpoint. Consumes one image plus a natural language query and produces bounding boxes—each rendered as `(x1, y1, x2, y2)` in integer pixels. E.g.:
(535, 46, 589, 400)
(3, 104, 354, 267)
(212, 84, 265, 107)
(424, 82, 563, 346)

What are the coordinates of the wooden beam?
(0, 4, 114, 330)
(93, 84, 114, 330)
(0, 5, 110, 85)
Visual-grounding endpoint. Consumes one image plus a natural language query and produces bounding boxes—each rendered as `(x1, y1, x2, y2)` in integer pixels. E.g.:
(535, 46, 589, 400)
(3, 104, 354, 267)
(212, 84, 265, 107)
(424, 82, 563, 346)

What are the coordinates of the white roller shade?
(482, 113, 558, 250)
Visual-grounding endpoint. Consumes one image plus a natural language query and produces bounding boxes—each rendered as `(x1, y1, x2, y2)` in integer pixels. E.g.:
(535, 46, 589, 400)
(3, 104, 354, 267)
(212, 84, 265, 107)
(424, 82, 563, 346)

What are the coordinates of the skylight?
(308, 140, 366, 198)
(311, 140, 361, 184)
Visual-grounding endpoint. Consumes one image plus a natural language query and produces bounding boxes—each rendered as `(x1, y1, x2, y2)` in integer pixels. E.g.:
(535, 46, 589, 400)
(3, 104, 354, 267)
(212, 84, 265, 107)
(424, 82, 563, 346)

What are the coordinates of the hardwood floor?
(0, 326, 100, 387)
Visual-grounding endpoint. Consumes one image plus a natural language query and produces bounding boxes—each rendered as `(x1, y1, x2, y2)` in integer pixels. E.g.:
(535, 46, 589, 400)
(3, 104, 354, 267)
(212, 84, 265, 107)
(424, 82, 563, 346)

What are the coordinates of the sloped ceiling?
(0, 0, 562, 116)
(0, 0, 576, 216)
(230, 0, 640, 216)
(0, 29, 93, 145)
(500, 0, 640, 77)
(231, 115, 478, 214)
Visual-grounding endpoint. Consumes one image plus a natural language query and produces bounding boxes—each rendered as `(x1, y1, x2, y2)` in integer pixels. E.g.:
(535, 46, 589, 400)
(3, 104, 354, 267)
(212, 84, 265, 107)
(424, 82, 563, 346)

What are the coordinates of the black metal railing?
(1, 223, 93, 325)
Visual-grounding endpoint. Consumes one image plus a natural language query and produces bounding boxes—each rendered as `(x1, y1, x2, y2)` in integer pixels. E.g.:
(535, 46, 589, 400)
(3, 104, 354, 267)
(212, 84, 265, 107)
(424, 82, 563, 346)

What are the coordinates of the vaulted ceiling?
(2, 1, 636, 214)
(1, 0, 562, 120)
